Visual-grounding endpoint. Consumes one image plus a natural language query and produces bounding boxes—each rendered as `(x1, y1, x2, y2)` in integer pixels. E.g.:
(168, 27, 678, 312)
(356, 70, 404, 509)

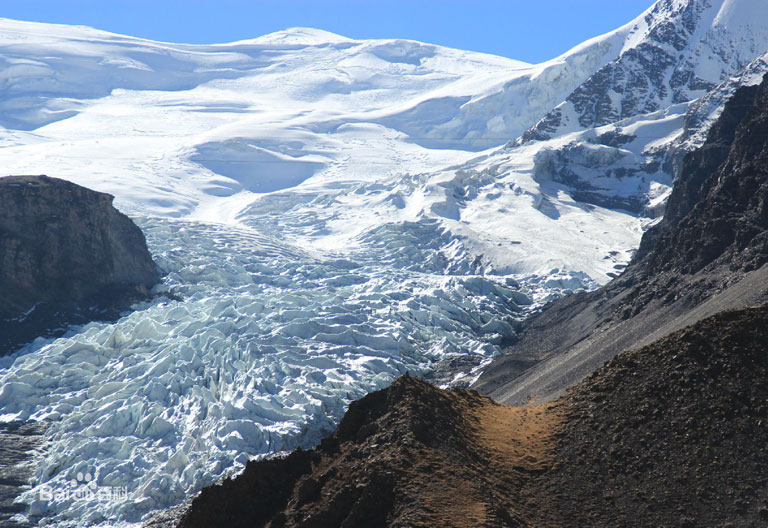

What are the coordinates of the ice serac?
(0, 175, 158, 355)
(519, 0, 768, 143)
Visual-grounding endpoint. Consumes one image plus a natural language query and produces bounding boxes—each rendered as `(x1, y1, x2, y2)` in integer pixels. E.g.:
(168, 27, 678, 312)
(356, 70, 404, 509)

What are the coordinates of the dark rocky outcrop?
(0, 422, 46, 528)
(0, 175, 158, 355)
(474, 72, 768, 405)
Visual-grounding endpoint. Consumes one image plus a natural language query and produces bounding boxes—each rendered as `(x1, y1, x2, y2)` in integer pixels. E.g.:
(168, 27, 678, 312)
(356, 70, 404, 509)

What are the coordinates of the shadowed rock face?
(0, 175, 158, 354)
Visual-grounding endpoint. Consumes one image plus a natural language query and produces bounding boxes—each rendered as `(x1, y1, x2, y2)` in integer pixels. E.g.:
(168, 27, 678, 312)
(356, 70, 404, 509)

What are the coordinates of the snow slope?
(0, 1, 767, 525)
(0, 18, 522, 218)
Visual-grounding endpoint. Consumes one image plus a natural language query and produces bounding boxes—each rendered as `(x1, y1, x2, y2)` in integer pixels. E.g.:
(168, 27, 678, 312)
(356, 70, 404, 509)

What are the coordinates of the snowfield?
(1, 1, 768, 525)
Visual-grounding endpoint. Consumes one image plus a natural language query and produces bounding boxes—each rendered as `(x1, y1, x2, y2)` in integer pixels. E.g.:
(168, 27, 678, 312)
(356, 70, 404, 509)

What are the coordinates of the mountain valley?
(1, 1, 767, 526)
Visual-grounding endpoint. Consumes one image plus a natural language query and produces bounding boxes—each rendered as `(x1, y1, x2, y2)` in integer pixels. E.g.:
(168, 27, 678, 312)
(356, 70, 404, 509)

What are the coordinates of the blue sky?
(1, 1, 654, 63)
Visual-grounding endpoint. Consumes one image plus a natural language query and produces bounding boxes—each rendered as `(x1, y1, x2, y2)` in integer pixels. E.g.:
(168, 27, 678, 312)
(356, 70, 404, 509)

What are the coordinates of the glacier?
(1, 0, 768, 525)
(0, 218, 550, 525)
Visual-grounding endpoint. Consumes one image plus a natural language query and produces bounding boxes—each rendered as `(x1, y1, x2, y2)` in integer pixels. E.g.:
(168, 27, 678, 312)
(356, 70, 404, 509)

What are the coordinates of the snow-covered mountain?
(438, 0, 768, 282)
(521, 0, 768, 142)
(1, 1, 767, 526)
(0, 15, 644, 285)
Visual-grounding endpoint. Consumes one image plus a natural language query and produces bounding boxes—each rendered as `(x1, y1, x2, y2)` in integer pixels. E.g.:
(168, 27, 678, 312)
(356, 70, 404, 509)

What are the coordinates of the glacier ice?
(1, 217, 566, 526)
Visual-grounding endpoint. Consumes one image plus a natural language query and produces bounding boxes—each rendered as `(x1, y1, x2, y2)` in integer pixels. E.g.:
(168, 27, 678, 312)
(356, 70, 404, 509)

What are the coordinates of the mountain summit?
(521, 0, 768, 141)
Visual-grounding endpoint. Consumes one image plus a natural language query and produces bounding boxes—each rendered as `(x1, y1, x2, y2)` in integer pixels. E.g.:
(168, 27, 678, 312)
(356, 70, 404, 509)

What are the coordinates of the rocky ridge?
(520, 0, 768, 143)
(165, 375, 559, 528)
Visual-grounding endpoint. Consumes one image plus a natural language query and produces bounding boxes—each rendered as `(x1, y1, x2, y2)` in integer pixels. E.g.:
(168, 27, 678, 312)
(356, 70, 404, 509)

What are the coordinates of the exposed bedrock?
(0, 175, 159, 355)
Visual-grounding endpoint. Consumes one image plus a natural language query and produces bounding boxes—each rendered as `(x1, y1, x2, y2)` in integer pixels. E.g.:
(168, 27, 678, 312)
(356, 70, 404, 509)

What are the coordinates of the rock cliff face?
(474, 72, 768, 405)
(0, 175, 158, 354)
(643, 80, 768, 276)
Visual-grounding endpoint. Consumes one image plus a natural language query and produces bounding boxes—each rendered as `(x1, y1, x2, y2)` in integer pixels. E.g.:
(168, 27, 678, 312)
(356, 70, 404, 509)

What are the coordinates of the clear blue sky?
(1, 1, 654, 63)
